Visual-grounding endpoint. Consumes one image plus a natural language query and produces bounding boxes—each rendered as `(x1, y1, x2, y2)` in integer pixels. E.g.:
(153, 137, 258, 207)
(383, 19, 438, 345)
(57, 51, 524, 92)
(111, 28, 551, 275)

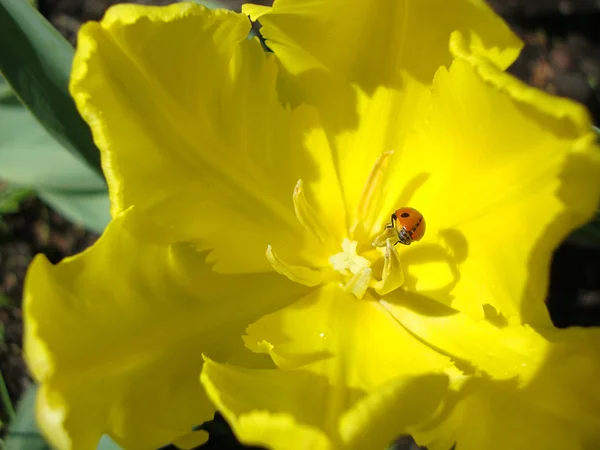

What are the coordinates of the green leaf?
(97, 436, 122, 450)
(4, 385, 50, 450)
(0, 98, 104, 191)
(0, 74, 12, 99)
(0, 6, 110, 233)
(38, 189, 111, 234)
(189, 0, 229, 9)
(0, 366, 14, 424)
(0, 95, 110, 233)
(0, 0, 102, 177)
(0, 185, 32, 215)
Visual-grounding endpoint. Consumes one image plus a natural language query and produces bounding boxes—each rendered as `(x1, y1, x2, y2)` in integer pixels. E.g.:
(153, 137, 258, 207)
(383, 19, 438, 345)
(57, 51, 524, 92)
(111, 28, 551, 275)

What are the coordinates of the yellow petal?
(380, 300, 600, 449)
(70, 3, 344, 272)
(252, 0, 518, 245)
(23, 208, 311, 450)
(379, 298, 545, 379)
(201, 357, 451, 450)
(244, 283, 453, 390)
(171, 430, 209, 449)
(389, 33, 600, 322)
(201, 357, 334, 450)
(243, 0, 521, 88)
(329, 80, 432, 243)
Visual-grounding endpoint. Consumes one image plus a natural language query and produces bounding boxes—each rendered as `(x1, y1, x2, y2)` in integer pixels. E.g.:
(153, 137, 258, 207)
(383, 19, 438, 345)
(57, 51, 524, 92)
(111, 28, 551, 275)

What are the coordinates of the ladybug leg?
(385, 213, 397, 229)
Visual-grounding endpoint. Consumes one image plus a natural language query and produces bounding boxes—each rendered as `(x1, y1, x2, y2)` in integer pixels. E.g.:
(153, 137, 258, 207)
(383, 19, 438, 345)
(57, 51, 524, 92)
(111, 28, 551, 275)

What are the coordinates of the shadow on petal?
(399, 228, 469, 309)
(394, 172, 431, 208)
(418, 347, 600, 450)
(523, 151, 600, 329)
(339, 373, 450, 450)
(276, 67, 361, 134)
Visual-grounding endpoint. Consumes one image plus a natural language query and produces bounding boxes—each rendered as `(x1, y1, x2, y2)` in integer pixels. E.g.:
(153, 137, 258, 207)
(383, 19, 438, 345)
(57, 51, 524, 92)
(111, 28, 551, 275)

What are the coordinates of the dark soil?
(0, 198, 97, 423)
(2, 1, 600, 449)
(494, 1, 600, 124)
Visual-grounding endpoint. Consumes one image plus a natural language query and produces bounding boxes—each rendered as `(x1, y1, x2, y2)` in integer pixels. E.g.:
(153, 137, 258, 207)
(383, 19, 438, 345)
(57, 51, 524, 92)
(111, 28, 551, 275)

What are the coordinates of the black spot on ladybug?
(400, 212, 410, 218)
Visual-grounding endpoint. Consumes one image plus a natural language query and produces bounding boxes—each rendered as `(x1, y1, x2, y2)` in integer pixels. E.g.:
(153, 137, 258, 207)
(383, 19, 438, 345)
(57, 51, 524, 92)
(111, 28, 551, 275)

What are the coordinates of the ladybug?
(386, 207, 426, 245)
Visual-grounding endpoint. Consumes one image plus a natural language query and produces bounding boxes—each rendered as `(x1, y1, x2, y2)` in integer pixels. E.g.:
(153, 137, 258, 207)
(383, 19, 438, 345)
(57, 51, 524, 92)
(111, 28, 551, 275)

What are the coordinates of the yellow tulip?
(23, 2, 600, 449)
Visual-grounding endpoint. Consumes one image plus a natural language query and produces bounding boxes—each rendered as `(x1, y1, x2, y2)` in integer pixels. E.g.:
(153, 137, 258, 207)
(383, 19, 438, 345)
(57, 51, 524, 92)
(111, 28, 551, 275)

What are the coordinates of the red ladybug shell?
(393, 207, 426, 243)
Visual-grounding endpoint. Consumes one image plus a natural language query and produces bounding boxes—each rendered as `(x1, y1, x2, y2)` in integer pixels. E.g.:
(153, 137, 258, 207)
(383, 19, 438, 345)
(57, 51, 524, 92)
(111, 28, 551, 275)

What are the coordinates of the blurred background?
(1, 0, 600, 448)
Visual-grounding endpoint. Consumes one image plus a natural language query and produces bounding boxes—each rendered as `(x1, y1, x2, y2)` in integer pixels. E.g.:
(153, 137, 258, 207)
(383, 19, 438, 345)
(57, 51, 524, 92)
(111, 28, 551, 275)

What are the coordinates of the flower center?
(328, 235, 405, 299)
(265, 151, 408, 296)
(329, 239, 375, 299)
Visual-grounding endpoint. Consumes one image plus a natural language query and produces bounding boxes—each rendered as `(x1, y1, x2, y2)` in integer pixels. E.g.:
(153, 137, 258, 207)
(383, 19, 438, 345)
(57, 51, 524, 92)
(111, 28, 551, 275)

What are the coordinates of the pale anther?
(293, 179, 330, 243)
(266, 245, 322, 287)
(374, 238, 405, 295)
(350, 150, 394, 236)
